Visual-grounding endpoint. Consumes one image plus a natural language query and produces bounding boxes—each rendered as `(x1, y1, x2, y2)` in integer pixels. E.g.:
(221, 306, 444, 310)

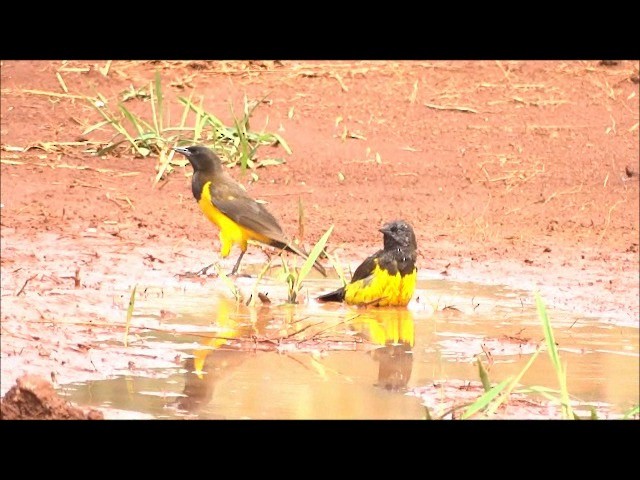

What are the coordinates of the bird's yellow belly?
(198, 182, 270, 256)
(344, 264, 417, 307)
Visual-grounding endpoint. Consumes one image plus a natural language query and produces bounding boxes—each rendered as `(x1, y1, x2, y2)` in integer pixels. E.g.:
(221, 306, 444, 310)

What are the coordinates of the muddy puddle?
(55, 267, 639, 420)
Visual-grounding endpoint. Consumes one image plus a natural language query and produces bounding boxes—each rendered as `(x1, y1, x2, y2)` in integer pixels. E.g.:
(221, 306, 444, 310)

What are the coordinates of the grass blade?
(154, 70, 163, 133)
(179, 97, 225, 129)
(55, 72, 68, 93)
(193, 97, 207, 143)
(485, 348, 541, 416)
(119, 104, 146, 138)
(248, 259, 274, 307)
(477, 357, 492, 392)
(325, 250, 347, 285)
(298, 197, 305, 243)
(179, 90, 194, 129)
(95, 140, 128, 156)
(214, 264, 242, 302)
(124, 284, 137, 347)
(623, 405, 639, 419)
(536, 293, 560, 370)
(461, 377, 512, 419)
(82, 119, 112, 136)
(293, 225, 334, 295)
(87, 96, 144, 156)
(516, 385, 563, 403)
(152, 149, 171, 187)
(270, 132, 292, 154)
(233, 116, 250, 170)
(535, 292, 574, 419)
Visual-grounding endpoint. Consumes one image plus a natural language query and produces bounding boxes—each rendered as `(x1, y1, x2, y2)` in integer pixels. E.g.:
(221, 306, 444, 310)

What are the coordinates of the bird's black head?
(172, 145, 222, 173)
(379, 220, 417, 251)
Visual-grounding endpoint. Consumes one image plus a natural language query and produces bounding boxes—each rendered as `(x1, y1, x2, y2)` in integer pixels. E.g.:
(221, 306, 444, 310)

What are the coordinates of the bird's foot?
(196, 263, 214, 276)
(175, 264, 216, 279)
(230, 271, 252, 278)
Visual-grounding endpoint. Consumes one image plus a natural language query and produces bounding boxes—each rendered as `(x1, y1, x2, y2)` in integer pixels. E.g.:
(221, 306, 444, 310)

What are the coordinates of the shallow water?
(60, 269, 639, 419)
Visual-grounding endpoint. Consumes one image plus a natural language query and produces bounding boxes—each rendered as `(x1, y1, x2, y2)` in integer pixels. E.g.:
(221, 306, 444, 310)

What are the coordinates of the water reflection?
(61, 276, 638, 419)
(172, 298, 265, 413)
(349, 309, 415, 391)
(177, 349, 250, 412)
(173, 296, 419, 413)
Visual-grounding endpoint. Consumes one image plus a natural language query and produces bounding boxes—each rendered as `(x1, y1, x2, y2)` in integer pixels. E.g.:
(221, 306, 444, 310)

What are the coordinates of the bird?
(316, 220, 417, 307)
(173, 145, 326, 277)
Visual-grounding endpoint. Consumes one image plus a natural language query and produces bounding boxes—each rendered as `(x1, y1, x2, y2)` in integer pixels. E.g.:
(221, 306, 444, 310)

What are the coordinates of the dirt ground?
(1, 60, 638, 417)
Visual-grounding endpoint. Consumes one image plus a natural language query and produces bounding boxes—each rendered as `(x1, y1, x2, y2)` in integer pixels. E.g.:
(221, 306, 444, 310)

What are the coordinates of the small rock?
(0, 374, 103, 420)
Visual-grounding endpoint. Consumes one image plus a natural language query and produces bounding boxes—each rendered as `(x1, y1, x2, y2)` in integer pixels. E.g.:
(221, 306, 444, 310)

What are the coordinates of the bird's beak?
(172, 146, 189, 155)
(379, 225, 391, 235)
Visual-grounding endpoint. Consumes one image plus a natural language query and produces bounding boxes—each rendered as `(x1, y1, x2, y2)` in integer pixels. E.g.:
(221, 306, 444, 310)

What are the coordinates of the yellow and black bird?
(317, 220, 417, 307)
(173, 145, 326, 276)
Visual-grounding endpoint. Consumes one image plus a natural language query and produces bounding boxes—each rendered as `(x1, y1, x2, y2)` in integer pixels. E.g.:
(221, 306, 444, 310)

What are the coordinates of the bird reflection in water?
(349, 308, 415, 391)
(173, 298, 271, 414)
(172, 298, 416, 414)
(177, 349, 249, 413)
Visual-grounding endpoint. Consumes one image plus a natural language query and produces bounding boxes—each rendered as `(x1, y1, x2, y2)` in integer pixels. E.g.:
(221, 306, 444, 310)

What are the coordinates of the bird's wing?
(205, 175, 327, 277)
(207, 180, 289, 243)
(349, 250, 383, 283)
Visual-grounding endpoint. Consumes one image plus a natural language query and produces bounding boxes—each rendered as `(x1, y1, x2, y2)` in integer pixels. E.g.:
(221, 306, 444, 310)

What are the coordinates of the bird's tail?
(271, 240, 327, 277)
(316, 287, 346, 303)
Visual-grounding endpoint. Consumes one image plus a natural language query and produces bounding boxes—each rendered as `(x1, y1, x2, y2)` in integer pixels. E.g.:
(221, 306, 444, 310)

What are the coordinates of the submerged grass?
(214, 264, 243, 303)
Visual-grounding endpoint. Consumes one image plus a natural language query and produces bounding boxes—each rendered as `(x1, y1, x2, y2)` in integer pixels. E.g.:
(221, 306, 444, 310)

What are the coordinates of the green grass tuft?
(458, 293, 598, 419)
(81, 72, 289, 184)
(284, 225, 333, 304)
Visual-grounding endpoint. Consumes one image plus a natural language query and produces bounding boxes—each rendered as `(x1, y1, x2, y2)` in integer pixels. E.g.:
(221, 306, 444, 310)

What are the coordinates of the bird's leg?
(230, 251, 246, 276)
